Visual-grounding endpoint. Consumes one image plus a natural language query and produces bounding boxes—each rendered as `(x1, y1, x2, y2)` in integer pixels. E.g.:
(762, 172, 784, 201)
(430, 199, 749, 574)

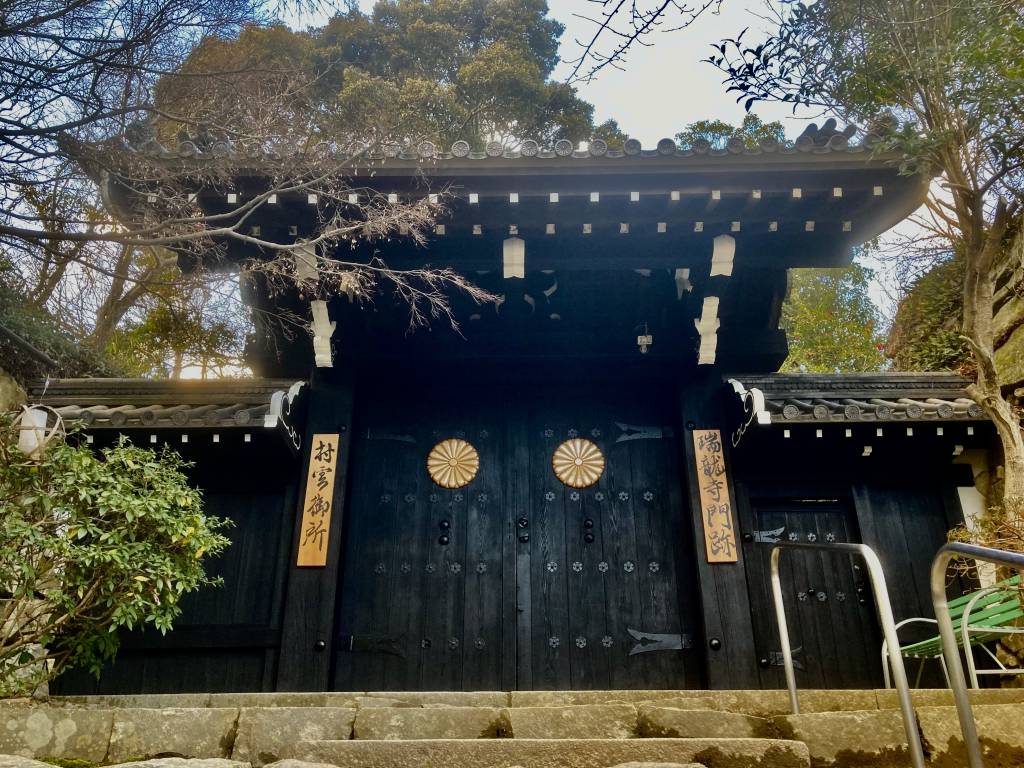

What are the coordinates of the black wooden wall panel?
(53, 484, 294, 695)
(852, 483, 962, 625)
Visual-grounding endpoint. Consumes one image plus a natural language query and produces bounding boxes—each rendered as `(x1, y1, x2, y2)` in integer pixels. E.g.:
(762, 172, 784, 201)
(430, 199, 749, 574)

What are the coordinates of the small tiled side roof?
(28, 378, 303, 429)
(728, 372, 986, 424)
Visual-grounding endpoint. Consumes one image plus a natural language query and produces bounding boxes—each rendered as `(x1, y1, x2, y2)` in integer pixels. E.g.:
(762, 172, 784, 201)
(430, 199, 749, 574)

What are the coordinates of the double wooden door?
(333, 382, 701, 690)
(742, 500, 883, 688)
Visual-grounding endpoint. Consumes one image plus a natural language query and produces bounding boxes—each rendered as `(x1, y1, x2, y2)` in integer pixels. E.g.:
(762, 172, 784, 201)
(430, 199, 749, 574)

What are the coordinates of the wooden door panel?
(335, 384, 698, 691)
(519, 394, 695, 690)
(743, 501, 882, 689)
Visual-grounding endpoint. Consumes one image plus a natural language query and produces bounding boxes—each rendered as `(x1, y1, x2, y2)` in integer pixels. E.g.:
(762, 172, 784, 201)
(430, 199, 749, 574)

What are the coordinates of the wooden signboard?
(297, 433, 340, 567)
(692, 429, 738, 563)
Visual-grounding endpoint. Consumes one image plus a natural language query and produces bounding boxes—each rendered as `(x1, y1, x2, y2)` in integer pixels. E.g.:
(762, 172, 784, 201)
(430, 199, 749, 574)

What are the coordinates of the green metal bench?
(882, 574, 1024, 688)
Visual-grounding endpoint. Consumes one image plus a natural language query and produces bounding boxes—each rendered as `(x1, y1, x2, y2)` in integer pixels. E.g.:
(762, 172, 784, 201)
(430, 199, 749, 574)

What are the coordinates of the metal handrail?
(769, 541, 925, 768)
(931, 542, 1024, 768)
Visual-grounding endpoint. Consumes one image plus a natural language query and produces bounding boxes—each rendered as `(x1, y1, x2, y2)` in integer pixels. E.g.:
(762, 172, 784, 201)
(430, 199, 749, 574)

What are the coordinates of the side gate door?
(742, 499, 882, 689)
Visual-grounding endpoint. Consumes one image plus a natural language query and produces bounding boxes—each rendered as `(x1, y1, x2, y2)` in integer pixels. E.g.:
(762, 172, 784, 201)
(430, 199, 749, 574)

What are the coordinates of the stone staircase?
(3, 689, 1024, 768)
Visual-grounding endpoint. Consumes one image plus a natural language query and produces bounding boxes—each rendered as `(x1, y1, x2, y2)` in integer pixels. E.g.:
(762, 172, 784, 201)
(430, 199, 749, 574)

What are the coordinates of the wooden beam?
(277, 368, 354, 690)
(678, 375, 760, 688)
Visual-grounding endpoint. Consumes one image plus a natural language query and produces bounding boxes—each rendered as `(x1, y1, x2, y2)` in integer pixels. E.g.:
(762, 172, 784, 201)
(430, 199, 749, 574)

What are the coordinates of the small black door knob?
(438, 535, 450, 545)
(583, 519, 594, 529)
(517, 517, 529, 528)
(439, 519, 450, 530)
(313, 640, 326, 652)
(759, 657, 770, 669)
(709, 637, 722, 651)
(518, 533, 530, 543)
(583, 532, 595, 543)
(742, 533, 754, 543)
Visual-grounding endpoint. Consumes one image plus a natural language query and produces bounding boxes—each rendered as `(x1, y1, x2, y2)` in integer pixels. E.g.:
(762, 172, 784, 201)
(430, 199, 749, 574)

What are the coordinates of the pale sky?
(548, 0, 807, 142)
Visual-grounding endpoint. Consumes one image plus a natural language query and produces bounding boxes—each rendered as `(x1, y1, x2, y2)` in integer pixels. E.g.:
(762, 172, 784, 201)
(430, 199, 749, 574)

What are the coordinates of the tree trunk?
(88, 247, 176, 350)
(962, 203, 1024, 519)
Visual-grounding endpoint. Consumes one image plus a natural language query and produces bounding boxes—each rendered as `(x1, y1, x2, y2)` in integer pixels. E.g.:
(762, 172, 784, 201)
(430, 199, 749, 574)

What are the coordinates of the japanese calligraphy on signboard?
(692, 429, 738, 563)
(297, 433, 340, 567)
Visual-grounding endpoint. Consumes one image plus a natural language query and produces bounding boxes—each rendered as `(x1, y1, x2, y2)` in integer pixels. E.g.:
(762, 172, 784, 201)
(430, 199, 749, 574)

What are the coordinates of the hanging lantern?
(16, 405, 63, 461)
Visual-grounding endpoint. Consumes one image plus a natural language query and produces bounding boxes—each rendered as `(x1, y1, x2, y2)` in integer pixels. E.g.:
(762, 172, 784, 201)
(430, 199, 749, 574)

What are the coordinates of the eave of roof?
(29, 377, 305, 431)
(727, 372, 986, 424)
(72, 119, 916, 182)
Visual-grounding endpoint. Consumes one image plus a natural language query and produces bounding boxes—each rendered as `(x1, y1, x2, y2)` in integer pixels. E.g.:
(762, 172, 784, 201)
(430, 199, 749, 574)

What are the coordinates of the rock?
(51, 693, 212, 709)
(874, 687, 1024, 710)
(299, 737, 809, 768)
(106, 760, 249, 768)
(638, 707, 770, 739)
(713, 690, 878, 717)
(352, 697, 420, 709)
(775, 709, 907, 766)
(209, 693, 331, 709)
(355, 692, 509, 708)
(264, 761, 340, 768)
(633, 698, 718, 712)
(352, 706, 511, 740)
(918, 703, 1024, 767)
(508, 705, 637, 739)
(510, 691, 709, 708)
(232, 708, 356, 766)
(0, 707, 113, 761)
(0, 756, 61, 768)
(107, 707, 240, 762)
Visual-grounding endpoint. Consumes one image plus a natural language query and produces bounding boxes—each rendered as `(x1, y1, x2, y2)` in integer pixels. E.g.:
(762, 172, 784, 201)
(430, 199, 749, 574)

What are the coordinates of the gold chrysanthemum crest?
(552, 438, 605, 488)
(427, 438, 480, 489)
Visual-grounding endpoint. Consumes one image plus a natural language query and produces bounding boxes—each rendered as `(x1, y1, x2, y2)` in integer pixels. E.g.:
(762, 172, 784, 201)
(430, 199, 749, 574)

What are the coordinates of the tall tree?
(158, 0, 602, 148)
(675, 113, 785, 150)
(781, 262, 886, 373)
(711, 1, 1024, 520)
(0, 0, 502, 381)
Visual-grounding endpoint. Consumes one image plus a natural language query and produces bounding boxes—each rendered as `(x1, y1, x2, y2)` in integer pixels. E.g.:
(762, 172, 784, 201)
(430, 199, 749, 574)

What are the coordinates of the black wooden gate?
(742, 499, 883, 689)
(332, 382, 701, 691)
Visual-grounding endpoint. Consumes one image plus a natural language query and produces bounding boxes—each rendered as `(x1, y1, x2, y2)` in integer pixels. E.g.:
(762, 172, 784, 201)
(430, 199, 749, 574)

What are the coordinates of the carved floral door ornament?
(552, 438, 606, 488)
(427, 438, 479, 488)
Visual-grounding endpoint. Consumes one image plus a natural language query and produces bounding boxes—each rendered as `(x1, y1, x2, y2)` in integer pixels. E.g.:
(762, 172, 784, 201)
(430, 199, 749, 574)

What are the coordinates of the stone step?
(637, 707, 771, 739)
(37, 687, 1024, 714)
(297, 737, 811, 768)
(777, 702, 1024, 766)
(352, 706, 511, 740)
(508, 705, 639, 739)
(6, 691, 1024, 768)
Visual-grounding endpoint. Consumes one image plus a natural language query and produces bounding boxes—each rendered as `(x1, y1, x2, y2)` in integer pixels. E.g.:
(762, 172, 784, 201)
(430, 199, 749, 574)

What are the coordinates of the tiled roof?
(28, 378, 304, 430)
(123, 119, 878, 164)
(728, 373, 986, 424)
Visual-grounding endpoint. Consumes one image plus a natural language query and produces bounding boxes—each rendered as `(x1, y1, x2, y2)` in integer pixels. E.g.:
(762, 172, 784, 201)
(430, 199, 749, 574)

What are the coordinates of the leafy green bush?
(887, 255, 972, 373)
(0, 275, 119, 386)
(0, 418, 230, 696)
